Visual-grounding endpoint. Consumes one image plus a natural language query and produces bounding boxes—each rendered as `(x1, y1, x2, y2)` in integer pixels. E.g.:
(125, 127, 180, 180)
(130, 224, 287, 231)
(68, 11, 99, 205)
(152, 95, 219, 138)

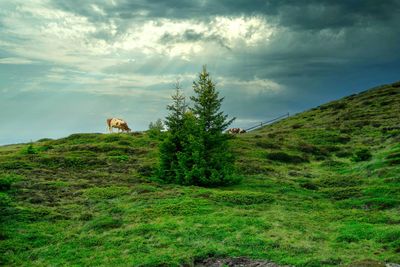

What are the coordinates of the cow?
(228, 128, 246, 134)
(107, 118, 131, 133)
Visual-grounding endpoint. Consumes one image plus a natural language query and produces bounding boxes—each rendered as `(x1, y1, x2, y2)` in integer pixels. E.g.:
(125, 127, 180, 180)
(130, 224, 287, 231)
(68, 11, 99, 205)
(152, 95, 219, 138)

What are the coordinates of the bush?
(351, 120, 370, 128)
(0, 192, 12, 209)
(328, 102, 347, 110)
(21, 143, 37, 154)
(353, 148, 372, 162)
(137, 164, 155, 177)
(266, 152, 308, 164)
(0, 174, 22, 191)
(118, 140, 132, 146)
(37, 144, 53, 152)
(335, 150, 353, 158)
(362, 197, 400, 210)
(300, 182, 319, 190)
(291, 123, 302, 129)
(339, 127, 353, 134)
(328, 134, 351, 144)
(0, 174, 21, 214)
(298, 143, 329, 157)
(321, 145, 341, 152)
(380, 100, 392, 106)
(338, 198, 398, 210)
(60, 156, 85, 168)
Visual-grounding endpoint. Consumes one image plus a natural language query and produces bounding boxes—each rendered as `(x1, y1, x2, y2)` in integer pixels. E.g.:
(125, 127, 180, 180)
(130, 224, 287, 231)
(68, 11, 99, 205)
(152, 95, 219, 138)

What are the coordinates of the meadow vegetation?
(0, 82, 399, 266)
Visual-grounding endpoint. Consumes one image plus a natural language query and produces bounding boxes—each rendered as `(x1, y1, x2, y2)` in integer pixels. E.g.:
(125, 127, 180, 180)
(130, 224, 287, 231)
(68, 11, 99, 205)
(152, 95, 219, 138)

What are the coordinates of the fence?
(244, 113, 290, 132)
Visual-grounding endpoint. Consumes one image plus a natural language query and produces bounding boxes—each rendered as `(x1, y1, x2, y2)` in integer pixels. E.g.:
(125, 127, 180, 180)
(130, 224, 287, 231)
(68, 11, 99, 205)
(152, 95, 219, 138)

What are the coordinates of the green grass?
(0, 82, 399, 266)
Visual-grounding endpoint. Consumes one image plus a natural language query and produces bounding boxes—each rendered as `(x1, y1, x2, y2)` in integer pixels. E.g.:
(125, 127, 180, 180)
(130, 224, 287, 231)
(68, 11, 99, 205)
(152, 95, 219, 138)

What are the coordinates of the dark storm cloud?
(269, 0, 400, 29)
(49, 0, 400, 73)
(51, 0, 400, 29)
(160, 30, 205, 43)
(49, 0, 400, 83)
(159, 29, 231, 50)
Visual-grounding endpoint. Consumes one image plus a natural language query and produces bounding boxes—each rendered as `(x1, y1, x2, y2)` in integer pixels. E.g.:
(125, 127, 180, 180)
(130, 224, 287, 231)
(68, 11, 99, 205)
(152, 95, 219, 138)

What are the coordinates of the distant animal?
(228, 128, 246, 134)
(107, 118, 131, 133)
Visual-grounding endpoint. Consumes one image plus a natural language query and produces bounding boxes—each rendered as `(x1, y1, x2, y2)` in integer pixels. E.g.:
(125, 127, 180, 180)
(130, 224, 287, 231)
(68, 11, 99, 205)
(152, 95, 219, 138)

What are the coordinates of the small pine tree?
(154, 119, 164, 131)
(158, 82, 188, 183)
(148, 118, 164, 137)
(24, 143, 37, 155)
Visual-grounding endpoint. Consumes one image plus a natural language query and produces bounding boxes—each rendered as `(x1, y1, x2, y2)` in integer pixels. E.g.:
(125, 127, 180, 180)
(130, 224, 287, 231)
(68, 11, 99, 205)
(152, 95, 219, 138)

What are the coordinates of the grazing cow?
(107, 118, 131, 133)
(228, 128, 246, 134)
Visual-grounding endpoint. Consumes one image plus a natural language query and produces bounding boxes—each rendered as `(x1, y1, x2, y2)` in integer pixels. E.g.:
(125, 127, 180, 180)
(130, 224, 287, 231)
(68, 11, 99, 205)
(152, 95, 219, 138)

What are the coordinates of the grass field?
(1, 82, 399, 266)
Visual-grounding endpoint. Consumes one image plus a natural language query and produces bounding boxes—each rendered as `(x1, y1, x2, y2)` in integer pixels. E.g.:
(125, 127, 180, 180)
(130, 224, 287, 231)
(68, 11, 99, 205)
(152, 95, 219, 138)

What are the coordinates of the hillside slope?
(1, 82, 399, 266)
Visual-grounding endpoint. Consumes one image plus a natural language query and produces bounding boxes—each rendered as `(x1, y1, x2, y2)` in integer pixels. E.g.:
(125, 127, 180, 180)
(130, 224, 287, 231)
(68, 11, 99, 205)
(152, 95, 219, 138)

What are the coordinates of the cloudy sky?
(1, 0, 399, 144)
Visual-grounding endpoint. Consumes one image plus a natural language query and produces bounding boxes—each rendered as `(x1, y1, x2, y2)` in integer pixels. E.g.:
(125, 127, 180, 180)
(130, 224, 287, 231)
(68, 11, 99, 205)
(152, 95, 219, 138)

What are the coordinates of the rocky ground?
(194, 258, 400, 267)
(195, 257, 294, 267)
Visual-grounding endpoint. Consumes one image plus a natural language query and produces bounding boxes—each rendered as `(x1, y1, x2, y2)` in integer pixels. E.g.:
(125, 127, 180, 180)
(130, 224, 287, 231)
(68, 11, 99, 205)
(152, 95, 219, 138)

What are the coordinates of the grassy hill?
(1, 81, 399, 266)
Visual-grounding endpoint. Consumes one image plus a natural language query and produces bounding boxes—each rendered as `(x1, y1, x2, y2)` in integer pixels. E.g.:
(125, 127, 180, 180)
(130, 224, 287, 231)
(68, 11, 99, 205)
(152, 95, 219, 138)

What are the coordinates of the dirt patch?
(195, 257, 293, 267)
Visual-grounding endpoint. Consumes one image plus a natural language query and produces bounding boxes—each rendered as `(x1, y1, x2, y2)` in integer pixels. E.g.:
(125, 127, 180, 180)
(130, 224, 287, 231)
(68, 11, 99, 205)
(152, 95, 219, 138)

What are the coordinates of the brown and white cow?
(228, 128, 246, 134)
(107, 118, 131, 133)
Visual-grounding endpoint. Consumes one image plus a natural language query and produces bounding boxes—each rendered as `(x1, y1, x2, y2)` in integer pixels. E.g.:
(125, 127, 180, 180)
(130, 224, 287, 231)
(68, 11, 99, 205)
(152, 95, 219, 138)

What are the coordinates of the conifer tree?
(148, 118, 164, 138)
(158, 67, 239, 186)
(164, 82, 187, 134)
(191, 66, 235, 133)
(189, 66, 236, 186)
(158, 82, 187, 183)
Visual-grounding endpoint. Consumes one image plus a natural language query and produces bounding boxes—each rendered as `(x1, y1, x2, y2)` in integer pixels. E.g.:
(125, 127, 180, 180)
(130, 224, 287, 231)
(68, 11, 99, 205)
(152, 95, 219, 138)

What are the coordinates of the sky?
(1, 0, 400, 145)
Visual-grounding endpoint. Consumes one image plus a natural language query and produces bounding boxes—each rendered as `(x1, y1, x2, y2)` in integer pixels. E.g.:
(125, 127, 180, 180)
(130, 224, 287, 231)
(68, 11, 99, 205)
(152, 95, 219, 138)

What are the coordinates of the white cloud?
(219, 77, 284, 95)
(91, 4, 106, 16)
(33, 67, 196, 99)
(113, 16, 275, 59)
(0, 57, 34, 64)
(213, 16, 275, 46)
(1, 1, 116, 71)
